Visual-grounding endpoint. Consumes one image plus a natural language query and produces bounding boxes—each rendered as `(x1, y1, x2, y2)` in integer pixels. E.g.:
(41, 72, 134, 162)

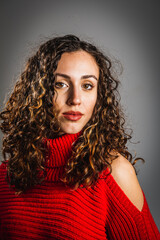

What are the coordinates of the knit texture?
(0, 133, 159, 239)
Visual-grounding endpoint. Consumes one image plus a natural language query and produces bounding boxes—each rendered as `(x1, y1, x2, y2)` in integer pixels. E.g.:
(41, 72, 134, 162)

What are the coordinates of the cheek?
(86, 94, 97, 113)
(53, 94, 62, 110)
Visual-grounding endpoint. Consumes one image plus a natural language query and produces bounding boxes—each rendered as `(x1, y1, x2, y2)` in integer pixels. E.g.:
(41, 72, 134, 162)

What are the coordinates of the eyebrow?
(54, 73, 98, 81)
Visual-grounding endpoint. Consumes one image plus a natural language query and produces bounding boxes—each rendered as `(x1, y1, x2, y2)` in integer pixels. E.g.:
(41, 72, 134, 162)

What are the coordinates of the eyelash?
(54, 82, 67, 89)
(54, 82, 94, 90)
(82, 83, 94, 90)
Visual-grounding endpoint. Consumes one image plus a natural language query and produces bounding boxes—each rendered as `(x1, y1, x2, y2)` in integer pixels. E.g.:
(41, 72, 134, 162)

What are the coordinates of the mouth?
(63, 111, 83, 121)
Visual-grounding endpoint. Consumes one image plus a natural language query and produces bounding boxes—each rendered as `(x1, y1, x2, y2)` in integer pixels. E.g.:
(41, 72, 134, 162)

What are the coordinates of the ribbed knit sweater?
(0, 133, 159, 239)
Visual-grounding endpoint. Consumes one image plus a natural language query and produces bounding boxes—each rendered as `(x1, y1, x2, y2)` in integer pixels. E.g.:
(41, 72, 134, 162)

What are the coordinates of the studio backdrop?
(0, 0, 159, 228)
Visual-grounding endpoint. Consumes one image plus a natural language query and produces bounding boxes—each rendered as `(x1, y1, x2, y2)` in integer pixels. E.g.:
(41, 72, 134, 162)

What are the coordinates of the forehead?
(55, 50, 99, 77)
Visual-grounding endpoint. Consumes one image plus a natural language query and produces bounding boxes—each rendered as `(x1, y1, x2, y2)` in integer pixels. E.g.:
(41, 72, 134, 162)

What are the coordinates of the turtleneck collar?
(44, 131, 82, 168)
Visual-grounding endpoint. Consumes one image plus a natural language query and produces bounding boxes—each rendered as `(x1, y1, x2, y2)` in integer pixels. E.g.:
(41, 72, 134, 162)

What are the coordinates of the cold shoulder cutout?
(110, 153, 144, 211)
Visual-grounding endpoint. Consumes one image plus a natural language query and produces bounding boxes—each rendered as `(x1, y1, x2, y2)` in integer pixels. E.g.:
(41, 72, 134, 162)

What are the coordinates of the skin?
(53, 50, 144, 212)
(111, 154, 144, 211)
(53, 50, 99, 134)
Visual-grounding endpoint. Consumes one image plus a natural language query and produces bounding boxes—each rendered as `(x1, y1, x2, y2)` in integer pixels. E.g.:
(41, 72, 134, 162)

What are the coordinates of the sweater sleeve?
(104, 172, 160, 240)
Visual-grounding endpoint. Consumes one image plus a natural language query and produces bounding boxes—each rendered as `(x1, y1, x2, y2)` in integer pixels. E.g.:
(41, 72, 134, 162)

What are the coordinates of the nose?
(67, 86, 81, 106)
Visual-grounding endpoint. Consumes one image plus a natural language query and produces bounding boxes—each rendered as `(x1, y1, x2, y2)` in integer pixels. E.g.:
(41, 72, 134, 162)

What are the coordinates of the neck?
(43, 132, 82, 182)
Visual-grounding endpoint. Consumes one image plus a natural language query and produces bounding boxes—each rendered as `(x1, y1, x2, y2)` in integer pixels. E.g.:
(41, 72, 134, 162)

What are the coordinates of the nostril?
(67, 97, 81, 105)
(67, 90, 81, 105)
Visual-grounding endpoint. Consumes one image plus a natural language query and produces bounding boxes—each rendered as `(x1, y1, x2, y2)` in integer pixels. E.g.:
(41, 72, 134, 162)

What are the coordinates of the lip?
(63, 111, 83, 121)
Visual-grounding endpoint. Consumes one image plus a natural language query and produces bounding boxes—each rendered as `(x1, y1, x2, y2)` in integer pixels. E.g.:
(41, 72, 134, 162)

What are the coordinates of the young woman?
(0, 35, 159, 239)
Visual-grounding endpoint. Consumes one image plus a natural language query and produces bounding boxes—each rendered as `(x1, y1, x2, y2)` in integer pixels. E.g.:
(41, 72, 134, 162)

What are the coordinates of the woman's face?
(53, 50, 99, 134)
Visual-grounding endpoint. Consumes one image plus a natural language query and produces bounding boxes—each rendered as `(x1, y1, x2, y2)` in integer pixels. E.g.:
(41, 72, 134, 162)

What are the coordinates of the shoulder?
(110, 153, 144, 211)
(0, 161, 6, 169)
(0, 161, 8, 176)
(0, 162, 8, 186)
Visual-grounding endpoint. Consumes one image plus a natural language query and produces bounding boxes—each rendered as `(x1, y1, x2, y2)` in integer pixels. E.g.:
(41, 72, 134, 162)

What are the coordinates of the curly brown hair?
(0, 34, 144, 193)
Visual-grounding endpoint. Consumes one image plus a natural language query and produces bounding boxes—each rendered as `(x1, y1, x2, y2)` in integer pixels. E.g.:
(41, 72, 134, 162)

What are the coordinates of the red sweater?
(0, 133, 159, 239)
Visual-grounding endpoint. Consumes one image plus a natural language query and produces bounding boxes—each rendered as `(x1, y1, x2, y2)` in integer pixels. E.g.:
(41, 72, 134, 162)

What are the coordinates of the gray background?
(0, 0, 159, 228)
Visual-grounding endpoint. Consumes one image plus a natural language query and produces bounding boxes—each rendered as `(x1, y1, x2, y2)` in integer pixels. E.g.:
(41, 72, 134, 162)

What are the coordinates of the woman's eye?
(54, 82, 67, 89)
(82, 83, 93, 90)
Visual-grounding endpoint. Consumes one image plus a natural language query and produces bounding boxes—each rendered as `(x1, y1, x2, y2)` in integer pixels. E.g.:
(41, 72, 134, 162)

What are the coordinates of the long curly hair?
(0, 34, 144, 193)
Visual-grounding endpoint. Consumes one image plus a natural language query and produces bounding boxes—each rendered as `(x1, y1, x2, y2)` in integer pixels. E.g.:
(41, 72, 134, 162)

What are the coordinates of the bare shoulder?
(110, 153, 144, 211)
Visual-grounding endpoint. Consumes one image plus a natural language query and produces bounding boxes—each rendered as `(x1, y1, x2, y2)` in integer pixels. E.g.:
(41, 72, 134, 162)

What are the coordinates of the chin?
(60, 125, 83, 135)
(64, 129, 81, 135)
